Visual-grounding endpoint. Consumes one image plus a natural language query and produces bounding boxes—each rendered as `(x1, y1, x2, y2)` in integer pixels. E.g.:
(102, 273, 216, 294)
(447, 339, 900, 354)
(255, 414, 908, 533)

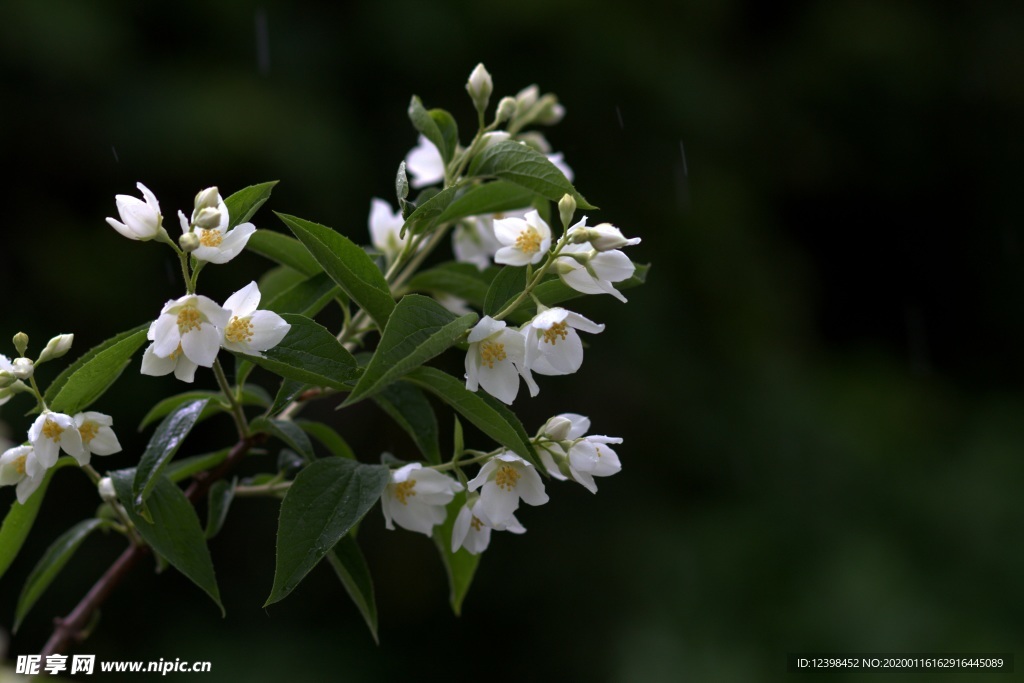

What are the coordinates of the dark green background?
(1, 1, 1022, 681)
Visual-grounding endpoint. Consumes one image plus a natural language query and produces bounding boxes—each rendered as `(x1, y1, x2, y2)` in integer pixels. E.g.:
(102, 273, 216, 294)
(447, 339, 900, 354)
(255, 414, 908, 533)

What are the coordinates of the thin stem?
(233, 481, 292, 497)
(178, 251, 192, 294)
(213, 358, 248, 438)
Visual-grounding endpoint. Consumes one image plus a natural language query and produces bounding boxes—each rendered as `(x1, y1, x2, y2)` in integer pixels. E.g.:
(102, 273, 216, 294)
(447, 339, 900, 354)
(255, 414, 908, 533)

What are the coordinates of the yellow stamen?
(198, 229, 223, 247)
(394, 480, 416, 505)
(515, 226, 542, 255)
(470, 516, 484, 532)
(176, 307, 202, 334)
(14, 455, 26, 476)
(169, 343, 184, 360)
(225, 316, 254, 344)
(542, 322, 569, 345)
(79, 422, 99, 444)
(480, 341, 506, 369)
(42, 418, 64, 442)
(495, 464, 520, 491)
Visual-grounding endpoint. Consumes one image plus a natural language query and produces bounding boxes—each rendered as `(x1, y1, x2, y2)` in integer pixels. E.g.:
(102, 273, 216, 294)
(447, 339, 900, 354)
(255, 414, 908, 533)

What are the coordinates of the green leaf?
(483, 266, 527, 316)
(223, 181, 278, 228)
(14, 518, 104, 632)
(373, 381, 441, 465)
(259, 264, 307, 302)
(405, 367, 537, 465)
(46, 326, 148, 415)
(133, 399, 209, 509)
(405, 262, 494, 309)
(247, 230, 323, 277)
(205, 479, 236, 540)
(0, 459, 73, 581)
(402, 185, 460, 236)
(238, 313, 359, 390)
(325, 534, 378, 643)
(408, 97, 455, 164)
(110, 470, 223, 614)
(164, 449, 230, 484)
(251, 416, 315, 463)
(265, 458, 389, 606)
(432, 493, 480, 616)
(268, 378, 308, 417)
(345, 295, 477, 405)
(296, 420, 355, 459)
(277, 213, 395, 331)
(137, 389, 270, 432)
(435, 181, 536, 224)
(468, 139, 596, 209)
(263, 272, 339, 317)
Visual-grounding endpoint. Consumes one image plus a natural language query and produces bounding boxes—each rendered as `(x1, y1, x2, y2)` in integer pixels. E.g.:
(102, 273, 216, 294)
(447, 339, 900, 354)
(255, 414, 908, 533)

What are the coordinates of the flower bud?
(12, 358, 33, 380)
(0, 373, 15, 390)
(558, 194, 577, 230)
(395, 161, 409, 202)
(179, 231, 201, 253)
(515, 85, 539, 115)
(587, 223, 642, 252)
(98, 477, 118, 504)
(543, 415, 574, 441)
(465, 63, 493, 115)
(37, 334, 74, 364)
(194, 186, 220, 211)
(535, 95, 566, 125)
(12, 332, 28, 356)
(192, 206, 223, 230)
(495, 96, 516, 124)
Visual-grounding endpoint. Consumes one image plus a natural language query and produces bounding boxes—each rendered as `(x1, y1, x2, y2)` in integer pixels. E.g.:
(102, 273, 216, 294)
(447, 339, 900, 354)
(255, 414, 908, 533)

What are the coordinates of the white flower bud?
(535, 96, 566, 125)
(558, 194, 577, 230)
(98, 477, 118, 503)
(587, 223, 642, 252)
(395, 161, 409, 202)
(192, 206, 223, 230)
(194, 186, 220, 211)
(515, 85, 539, 115)
(12, 358, 33, 380)
(37, 334, 74, 364)
(12, 332, 28, 356)
(495, 96, 516, 124)
(465, 63, 493, 115)
(543, 415, 574, 441)
(179, 232, 201, 253)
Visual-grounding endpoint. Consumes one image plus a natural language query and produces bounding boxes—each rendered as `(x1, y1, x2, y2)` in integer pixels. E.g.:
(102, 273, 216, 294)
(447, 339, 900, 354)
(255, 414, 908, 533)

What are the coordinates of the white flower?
(220, 282, 291, 357)
(522, 306, 605, 378)
(493, 210, 552, 267)
(368, 198, 409, 263)
(36, 334, 74, 364)
(451, 494, 526, 555)
(74, 412, 122, 464)
(381, 463, 463, 536)
(453, 209, 525, 270)
(106, 182, 163, 241)
(405, 135, 445, 189)
(177, 188, 256, 264)
(140, 343, 199, 383)
(0, 445, 47, 504)
(465, 316, 530, 405)
(28, 412, 83, 468)
(146, 294, 230, 372)
(467, 452, 548, 526)
(537, 413, 622, 493)
(583, 223, 641, 252)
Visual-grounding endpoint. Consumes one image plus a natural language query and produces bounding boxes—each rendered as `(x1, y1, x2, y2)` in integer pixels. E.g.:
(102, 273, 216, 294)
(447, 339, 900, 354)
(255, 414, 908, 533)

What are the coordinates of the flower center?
(494, 464, 520, 491)
(515, 227, 542, 255)
(177, 307, 202, 334)
(14, 454, 27, 476)
(225, 316, 254, 344)
(470, 515, 484, 532)
(480, 341, 507, 369)
(79, 422, 99, 444)
(169, 343, 184, 360)
(198, 229, 223, 247)
(394, 480, 416, 505)
(542, 322, 569, 345)
(42, 418, 64, 443)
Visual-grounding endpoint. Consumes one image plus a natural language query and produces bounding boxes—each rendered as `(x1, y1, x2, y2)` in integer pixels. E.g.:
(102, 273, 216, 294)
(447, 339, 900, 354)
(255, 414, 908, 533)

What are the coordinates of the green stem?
(178, 252, 193, 294)
(213, 358, 248, 438)
(234, 481, 292, 497)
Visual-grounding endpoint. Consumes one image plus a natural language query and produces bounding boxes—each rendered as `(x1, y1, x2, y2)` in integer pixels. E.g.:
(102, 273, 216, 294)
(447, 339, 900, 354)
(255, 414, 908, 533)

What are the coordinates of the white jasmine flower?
(368, 198, 409, 263)
(220, 282, 291, 356)
(522, 306, 605, 377)
(554, 218, 638, 302)
(28, 412, 83, 469)
(0, 445, 47, 504)
(537, 413, 622, 493)
(467, 452, 548, 526)
(381, 463, 464, 536)
(11, 358, 33, 380)
(147, 294, 230, 371)
(451, 494, 526, 555)
(106, 182, 163, 241)
(567, 433, 622, 493)
(177, 188, 256, 264)
(465, 316, 531, 405)
(73, 412, 122, 464)
(453, 209, 525, 270)
(140, 343, 200, 383)
(493, 210, 552, 267)
(583, 223, 641, 252)
(405, 135, 446, 189)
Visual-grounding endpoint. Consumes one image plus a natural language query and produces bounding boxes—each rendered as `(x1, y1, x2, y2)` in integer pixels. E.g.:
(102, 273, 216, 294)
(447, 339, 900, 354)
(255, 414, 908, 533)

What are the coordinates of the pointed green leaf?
(325, 534, 378, 643)
(0, 459, 74, 581)
(205, 479, 236, 540)
(110, 470, 223, 614)
(296, 420, 355, 460)
(430, 109, 459, 164)
(408, 97, 455, 164)
(238, 313, 359, 390)
(468, 139, 595, 209)
(402, 185, 460, 236)
(405, 262, 494, 309)
(46, 326, 148, 415)
(247, 230, 323, 277)
(138, 389, 270, 432)
(133, 399, 209, 509)
(268, 378, 308, 417)
(263, 272, 339, 317)
(14, 518, 105, 632)
(433, 492, 480, 616)
(251, 416, 315, 463)
(435, 181, 536, 224)
(405, 367, 537, 465)
(345, 295, 477, 405)
(277, 213, 395, 331)
(223, 181, 278, 228)
(483, 266, 527, 316)
(164, 449, 231, 484)
(373, 381, 441, 464)
(265, 458, 389, 606)
(259, 264, 307, 302)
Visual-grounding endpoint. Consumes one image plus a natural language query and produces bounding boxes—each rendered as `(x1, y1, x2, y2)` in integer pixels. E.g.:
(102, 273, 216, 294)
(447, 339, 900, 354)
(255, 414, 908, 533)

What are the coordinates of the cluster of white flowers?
(0, 336, 122, 504)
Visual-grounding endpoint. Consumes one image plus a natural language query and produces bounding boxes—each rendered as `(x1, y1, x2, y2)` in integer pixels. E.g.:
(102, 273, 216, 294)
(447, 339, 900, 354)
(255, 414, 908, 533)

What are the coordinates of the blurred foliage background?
(1, 1, 1023, 681)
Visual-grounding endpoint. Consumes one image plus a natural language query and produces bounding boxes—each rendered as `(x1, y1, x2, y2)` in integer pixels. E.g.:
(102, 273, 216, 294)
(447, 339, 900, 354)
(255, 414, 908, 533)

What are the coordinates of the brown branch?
(40, 434, 263, 656)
